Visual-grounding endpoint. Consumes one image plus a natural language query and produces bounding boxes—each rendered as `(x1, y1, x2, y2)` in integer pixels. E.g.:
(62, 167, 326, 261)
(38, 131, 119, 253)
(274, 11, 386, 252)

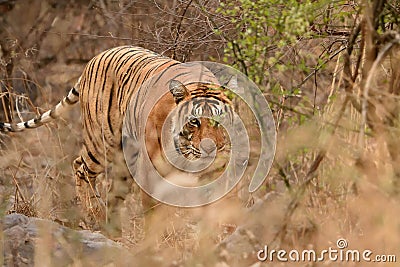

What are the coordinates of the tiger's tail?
(0, 79, 81, 132)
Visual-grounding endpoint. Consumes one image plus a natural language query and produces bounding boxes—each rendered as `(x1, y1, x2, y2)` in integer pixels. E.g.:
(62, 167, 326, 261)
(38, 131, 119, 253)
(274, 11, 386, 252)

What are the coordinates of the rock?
(2, 213, 134, 266)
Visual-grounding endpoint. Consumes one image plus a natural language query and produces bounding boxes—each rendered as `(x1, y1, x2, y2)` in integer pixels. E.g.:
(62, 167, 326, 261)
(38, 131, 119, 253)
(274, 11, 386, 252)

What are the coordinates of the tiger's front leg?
(73, 152, 145, 243)
(107, 151, 145, 243)
(73, 155, 106, 230)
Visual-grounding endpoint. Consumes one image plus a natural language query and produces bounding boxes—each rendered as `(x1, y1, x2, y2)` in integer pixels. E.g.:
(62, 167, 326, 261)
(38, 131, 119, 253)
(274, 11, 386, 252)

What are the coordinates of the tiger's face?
(173, 100, 231, 160)
(169, 80, 233, 162)
(143, 79, 234, 181)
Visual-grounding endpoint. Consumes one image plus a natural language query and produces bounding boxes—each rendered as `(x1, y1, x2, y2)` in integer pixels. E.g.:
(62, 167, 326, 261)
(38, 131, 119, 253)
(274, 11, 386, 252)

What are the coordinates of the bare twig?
(359, 33, 400, 147)
(294, 46, 347, 90)
(272, 96, 350, 244)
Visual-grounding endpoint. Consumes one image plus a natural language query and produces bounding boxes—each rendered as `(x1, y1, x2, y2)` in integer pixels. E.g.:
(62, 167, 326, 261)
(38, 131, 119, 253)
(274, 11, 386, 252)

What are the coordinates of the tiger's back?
(76, 46, 179, 179)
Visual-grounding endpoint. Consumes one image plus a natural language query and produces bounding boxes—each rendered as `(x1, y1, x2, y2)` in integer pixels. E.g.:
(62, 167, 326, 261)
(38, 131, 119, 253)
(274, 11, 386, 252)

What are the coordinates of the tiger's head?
(168, 80, 233, 162)
(144, 78, 235, 181)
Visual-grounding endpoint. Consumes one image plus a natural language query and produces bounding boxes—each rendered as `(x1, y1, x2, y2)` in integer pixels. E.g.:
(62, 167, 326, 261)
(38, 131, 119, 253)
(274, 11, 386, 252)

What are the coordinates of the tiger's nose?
(199, 138, 217, 157)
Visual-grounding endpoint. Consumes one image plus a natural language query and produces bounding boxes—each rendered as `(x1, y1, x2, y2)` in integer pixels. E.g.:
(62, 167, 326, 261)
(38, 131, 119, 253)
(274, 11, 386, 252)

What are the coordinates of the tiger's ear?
(169, 80, 189, 104)
(224, 75, 242, 94)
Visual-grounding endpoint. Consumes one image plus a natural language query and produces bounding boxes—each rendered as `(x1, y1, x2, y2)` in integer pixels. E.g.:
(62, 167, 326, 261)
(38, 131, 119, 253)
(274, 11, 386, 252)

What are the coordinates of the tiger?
(0, 46, 234, 233)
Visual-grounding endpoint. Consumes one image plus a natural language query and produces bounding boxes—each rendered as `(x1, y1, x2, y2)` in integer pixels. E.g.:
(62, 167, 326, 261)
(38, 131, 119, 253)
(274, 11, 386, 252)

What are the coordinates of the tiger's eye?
(188, 118, 200, 127)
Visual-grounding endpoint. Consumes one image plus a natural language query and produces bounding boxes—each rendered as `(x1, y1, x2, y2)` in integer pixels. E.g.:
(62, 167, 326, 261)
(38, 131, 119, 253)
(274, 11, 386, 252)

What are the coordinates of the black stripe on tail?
(0, 83, 80, 133)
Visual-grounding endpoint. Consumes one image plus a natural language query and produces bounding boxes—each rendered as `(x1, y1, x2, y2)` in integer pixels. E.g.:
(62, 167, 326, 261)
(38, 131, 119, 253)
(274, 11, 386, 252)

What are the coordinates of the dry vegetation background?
(1, 0, 400, 266)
